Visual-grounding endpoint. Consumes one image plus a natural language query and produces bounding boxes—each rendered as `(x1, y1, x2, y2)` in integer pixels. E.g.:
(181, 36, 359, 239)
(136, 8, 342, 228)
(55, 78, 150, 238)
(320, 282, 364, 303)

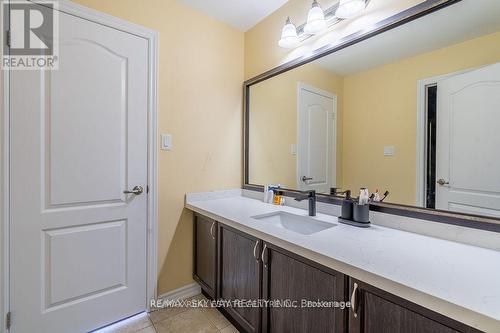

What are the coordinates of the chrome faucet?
(295, 190, 316, 216)
(330, 187, 351, 199)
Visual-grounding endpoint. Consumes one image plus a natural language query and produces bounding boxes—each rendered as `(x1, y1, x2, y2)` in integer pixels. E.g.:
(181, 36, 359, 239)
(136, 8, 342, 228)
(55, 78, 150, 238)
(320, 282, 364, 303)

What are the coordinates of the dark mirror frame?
(243, 0, 500, 233)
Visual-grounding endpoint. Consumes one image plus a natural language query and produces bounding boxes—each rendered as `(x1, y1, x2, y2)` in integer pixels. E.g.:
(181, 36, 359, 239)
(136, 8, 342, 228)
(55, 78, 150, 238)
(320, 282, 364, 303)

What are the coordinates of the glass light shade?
(336, 0, 366, 19)
(278, 18, 300, 48)
(304, 1, 326, 34)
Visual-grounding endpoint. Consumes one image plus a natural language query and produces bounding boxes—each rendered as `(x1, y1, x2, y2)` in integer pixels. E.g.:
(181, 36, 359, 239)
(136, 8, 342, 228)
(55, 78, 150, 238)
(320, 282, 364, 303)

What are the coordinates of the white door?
(10, 3, 149, 333)
(436, 62, 500, 217)
(297, 84, 336, 193)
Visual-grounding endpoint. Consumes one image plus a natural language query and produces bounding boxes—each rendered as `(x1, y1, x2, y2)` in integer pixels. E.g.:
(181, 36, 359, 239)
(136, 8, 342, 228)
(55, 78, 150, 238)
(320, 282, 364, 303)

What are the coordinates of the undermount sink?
(251, 211, 336, 235)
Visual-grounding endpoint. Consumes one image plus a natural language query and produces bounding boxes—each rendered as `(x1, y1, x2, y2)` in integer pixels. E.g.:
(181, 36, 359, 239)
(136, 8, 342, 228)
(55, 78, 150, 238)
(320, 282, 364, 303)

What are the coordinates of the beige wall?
(73, 0, 244, 295)
(342, 31, 500, 205)
(244, 0, 423, 79)
(249, 62, 343, 188)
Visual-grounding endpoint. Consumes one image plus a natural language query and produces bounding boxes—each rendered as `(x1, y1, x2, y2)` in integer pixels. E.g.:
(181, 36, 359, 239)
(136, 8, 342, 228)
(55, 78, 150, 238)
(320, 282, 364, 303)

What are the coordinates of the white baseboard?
(157, 282, 201, 301)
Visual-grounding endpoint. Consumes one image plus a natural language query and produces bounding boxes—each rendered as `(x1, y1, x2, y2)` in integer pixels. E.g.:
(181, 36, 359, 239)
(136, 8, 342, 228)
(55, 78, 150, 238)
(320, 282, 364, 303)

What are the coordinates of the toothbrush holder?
(353, 203, 370, 224)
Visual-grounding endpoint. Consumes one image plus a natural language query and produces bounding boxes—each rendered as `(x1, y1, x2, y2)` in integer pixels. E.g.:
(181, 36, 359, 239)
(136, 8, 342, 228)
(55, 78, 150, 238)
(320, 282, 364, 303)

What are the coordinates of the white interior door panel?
(436, 62, 500, 217)
(10, 3, 149, 332)
(297, 84, 336, 193)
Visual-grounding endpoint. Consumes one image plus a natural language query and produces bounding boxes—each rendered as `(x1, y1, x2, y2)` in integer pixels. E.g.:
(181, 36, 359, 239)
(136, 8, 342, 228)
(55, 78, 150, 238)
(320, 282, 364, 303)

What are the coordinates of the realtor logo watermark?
(2, 0, 59, 70)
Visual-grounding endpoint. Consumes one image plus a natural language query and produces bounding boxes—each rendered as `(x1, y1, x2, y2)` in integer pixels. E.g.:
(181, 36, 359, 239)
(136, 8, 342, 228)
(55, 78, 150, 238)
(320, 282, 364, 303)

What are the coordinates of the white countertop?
(185, 190, 500, 332)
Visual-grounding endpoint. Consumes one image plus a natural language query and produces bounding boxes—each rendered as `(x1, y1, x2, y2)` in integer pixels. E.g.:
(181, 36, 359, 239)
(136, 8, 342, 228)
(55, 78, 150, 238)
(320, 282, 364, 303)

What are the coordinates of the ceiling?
(315, 0, 500, 76)
(177, 0, 290, 32)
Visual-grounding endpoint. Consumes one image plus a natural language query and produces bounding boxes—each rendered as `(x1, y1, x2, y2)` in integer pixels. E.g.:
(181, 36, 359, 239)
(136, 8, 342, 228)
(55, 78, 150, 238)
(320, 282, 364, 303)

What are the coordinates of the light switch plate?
(161, 134, 172, 151)
(384, 146, 395, 156)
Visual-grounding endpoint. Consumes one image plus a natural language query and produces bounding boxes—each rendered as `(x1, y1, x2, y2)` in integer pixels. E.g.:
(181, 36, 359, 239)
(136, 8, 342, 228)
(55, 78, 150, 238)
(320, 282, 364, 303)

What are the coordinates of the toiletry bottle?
(273, 190, 283, 205)
(267, 185, 276, 204)
(359, 188, 369, 205)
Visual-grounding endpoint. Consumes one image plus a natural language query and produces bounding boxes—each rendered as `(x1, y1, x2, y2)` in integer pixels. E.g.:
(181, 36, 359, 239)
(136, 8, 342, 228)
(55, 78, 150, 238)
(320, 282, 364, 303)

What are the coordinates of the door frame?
(415, 68, 476, 207)
(1, 0, 159, 329)
(296, 82, 337, 191)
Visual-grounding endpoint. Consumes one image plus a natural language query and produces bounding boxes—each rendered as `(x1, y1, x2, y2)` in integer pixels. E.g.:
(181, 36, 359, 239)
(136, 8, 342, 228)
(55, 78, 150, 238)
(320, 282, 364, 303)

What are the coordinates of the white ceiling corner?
(177, 0, 290, 32)
(315, 0, 500, 76)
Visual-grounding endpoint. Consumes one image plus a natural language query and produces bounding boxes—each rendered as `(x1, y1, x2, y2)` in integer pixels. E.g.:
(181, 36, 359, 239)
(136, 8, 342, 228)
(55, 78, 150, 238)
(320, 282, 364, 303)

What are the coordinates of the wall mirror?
(245, 0, 500, 222)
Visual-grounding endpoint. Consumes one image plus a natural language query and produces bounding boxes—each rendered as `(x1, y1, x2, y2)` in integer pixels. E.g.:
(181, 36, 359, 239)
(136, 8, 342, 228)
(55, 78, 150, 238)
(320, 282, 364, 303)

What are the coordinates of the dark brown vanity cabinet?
(218, 225, 262, 333)
(193, 213, 483, 333)
(348, 279, 482, 333)
(193, 213, 218, 298)
(262, 243, 346, 333)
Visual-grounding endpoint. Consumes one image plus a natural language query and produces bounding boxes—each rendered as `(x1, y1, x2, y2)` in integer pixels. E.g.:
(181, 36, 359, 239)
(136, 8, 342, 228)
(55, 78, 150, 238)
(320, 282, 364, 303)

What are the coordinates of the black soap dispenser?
(340, 190, 353, 220)
(331, 188, 354, 220)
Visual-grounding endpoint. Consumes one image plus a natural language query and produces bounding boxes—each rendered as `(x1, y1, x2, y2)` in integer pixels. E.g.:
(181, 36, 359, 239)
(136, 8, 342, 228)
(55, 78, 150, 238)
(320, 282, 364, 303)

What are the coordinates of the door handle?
(253, 240, 260, 261)
(436, 179, 449, 186)
(123, 185, 144, 195)
(302, 176, 313, 183)
(351, 282, 359, 318)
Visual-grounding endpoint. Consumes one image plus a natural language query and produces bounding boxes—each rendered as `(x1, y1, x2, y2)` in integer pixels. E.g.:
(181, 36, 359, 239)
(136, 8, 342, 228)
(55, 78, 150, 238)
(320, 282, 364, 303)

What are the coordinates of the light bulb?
(304, 0, 326, 34)
(278, 17, 300, 48)
(336, 0, 366, 19)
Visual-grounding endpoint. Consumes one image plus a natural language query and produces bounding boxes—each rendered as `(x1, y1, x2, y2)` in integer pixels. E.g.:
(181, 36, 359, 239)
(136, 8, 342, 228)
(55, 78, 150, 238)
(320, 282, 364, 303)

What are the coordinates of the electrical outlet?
(384, 146, 395, 156)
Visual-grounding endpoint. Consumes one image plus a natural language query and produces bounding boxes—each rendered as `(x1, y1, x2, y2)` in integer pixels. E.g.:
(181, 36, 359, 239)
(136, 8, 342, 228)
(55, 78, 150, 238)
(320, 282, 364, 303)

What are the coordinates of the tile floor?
(94, 294, 240, 333)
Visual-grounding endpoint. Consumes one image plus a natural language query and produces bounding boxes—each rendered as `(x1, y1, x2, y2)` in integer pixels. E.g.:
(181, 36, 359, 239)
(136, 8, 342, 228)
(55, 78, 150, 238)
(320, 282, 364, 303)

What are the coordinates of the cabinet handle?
(210, 221, 215, 240)
(253, 240, 260, 261)
(351, 282, 359, 318)
(261, 244, 268, 268)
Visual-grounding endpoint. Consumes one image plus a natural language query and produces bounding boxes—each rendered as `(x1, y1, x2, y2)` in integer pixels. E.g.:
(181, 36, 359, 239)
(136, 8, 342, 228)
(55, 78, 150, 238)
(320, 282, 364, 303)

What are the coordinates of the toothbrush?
(380, 191, 390, 202)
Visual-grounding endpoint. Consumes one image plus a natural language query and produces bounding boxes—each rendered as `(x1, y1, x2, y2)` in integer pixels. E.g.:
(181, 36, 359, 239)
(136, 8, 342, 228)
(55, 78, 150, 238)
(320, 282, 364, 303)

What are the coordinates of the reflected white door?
(10, 3, 149, 333)
(436, 62, 500, 217)
(297, 84, 336, 193)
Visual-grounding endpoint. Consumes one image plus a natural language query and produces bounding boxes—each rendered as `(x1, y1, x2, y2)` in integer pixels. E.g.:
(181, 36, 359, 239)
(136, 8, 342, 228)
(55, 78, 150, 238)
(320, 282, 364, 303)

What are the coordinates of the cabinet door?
(262, 243, 346, 333)
(193, 214, 217, 298)
(348, 279, 481, 333)
(219, 225, 262, 333)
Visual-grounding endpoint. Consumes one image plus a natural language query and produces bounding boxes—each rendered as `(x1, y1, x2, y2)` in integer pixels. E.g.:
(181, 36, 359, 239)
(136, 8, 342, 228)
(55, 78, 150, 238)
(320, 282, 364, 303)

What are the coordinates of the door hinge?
(6, 30, 11, 48)
(6, 311, 11, 330)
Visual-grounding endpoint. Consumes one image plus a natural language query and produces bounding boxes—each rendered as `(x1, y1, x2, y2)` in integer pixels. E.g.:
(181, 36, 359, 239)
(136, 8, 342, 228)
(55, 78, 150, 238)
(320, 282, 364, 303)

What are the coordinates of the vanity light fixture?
(278, 0, 370, 49)
(336, 0, 366, 19)
(278, 17, 300, 49)
(304, 0, 327, 34)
